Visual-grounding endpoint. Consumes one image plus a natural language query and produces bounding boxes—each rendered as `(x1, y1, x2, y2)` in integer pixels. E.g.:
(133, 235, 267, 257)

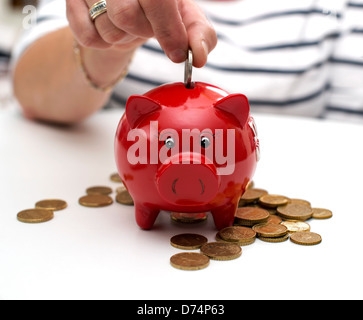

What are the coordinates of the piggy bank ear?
(214, 94, 250, 127)
(126, 95, 162, 129)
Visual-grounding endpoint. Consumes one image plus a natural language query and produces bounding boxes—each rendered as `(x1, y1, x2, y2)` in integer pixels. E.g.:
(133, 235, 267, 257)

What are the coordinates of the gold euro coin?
(110, 172, 123, 183)
(86, 186, 113, 195)
(288, 198, 311, 207)
(252, 222, 288, 238)
(246, 180, 254, 189)
(35, 199, 67, 211)
(235, 206, 269, 226)
(263, 207, 277, 215)
(170, 233, 208, 250)
(259, 233, 289, 243)
(200, 242, 242, 261)
(218, 226, 256, 243)
(290, 231, 322, 246)
(277, 203, 313, 221)
(312, 208, 333, 219)
(259, 194, 289, 208)
(79, 194, 113, 207)
(115, 189, 134, 205)
(267, 215, 282, 224)
(170, 252, 210, 271)
(171, 212, 208, 223)
(240, 188, 268, 203)
(116, 185, 127, 194)
(281, 220, 311, 233)
(17, 208, 54, 224)
(215, 232, 255, 246)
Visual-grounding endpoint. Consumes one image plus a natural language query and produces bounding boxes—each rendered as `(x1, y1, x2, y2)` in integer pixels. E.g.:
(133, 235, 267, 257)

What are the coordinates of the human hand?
(66, 0, 217, 67)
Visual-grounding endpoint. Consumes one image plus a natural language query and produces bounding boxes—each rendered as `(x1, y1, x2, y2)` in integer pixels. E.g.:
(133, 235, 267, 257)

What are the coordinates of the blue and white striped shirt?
(12, 0, 363, 123)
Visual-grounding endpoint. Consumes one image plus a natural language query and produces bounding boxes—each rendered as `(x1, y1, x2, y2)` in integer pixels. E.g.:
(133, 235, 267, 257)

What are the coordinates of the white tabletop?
(1, 106, 362, 300)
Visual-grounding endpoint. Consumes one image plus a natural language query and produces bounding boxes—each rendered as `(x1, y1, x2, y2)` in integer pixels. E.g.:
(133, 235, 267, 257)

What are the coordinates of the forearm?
(13, 27, 137, 124)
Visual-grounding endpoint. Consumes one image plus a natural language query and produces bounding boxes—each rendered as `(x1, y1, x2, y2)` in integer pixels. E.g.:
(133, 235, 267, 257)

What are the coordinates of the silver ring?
(89, 0, 107, 21)
(184, 49, 193, 89)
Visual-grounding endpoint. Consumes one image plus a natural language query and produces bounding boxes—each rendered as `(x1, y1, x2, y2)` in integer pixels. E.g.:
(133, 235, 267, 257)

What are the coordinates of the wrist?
(75, 42, 139, 92)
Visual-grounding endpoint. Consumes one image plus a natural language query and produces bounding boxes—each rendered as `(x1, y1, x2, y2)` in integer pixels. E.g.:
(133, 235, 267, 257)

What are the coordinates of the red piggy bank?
(115, 82, 260, 230)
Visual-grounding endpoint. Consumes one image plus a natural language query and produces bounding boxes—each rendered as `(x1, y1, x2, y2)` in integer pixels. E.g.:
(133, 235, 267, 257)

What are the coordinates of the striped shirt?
(11, 0, 363, 123)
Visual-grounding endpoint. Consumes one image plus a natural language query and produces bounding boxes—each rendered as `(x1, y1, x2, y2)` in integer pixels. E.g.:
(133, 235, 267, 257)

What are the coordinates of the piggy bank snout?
(156, 153, 220, 206)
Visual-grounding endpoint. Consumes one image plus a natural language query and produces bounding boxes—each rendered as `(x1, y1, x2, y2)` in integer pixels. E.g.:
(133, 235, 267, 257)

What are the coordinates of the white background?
(1, 107, 362, 300)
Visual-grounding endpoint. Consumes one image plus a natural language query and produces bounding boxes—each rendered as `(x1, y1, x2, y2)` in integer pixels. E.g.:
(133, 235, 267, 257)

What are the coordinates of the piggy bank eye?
(200, 136, 211, 149)
(164, 136, 175, 149)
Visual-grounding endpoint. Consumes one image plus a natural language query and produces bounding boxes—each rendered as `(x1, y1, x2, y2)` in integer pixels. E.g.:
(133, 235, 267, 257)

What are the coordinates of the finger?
(85, 0, 130, 45)
(66, 0, 110, 49)
(107, 0, 154, 39)
(179, 0, 217, 68)
(139, 0, 189, 63)
(94, 12, 129, 44)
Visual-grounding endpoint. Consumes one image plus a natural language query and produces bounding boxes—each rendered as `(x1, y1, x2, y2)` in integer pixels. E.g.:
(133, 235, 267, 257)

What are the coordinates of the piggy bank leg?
(135, 203, 160, 230)
(210, 202, 238, 230)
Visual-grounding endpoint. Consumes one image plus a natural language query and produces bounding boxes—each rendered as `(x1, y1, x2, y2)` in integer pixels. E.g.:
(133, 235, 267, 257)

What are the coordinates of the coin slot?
(185, 81, 195, 89)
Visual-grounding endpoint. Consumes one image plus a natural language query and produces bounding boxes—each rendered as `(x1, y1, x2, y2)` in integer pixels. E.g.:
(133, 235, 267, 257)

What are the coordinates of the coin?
(116, 185, 127, 194)
(277, 203, 313, 221)
(215, 232, 255, 246)
(235, 206, 270, 226)
(289, 198, 311, 207)
(86, 186, 113, 195)
(79, 194, 113, 207)
(170, 233, 208, 250)
(110, 172, 123, 183)
(312, 208, 333, 219)
(184, 49, 193, 89)
(259, 194, 289, 208)
(35, 199, 67, 211)
(267, 215, 282, 224)
(252, 223, 288, 238)
(200, 242, 242, 261)
(259, 233, 289, 243)
(115, 189, 134, 205)
(17, 208, 54, 223)
(240, 188, 268, 203)
(246, 180, 254, 189)
(171, 212, 208, 223)
(263, 207, 277, 215)
(281, 220, 311, 233)
(218, 226, 256, 243)
(290, 231, 322, 246)
(170, 252, 209, 271)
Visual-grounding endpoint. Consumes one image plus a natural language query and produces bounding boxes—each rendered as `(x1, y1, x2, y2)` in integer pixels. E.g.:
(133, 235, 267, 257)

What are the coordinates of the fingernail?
(169, 49, 187, 63)
(201, 40, 209, 56)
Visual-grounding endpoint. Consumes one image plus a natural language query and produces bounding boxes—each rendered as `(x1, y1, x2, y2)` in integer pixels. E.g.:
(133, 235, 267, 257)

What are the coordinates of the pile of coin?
(16, 172, 130, 223)
(111, 172, 134, 206)
(235, 183, 331, 245)
(169, 233, 243, 271)
(78, 172, 134, 208)
(79, 186, 114, 208)
(169, 183, 331, 270)
(17, 199, 68, 223)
